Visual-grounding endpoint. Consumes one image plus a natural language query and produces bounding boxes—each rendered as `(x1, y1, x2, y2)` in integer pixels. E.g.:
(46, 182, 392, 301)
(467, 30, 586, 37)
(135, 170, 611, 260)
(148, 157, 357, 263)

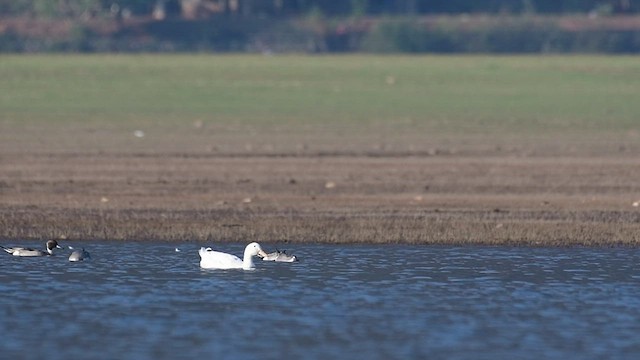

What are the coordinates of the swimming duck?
(262, 249, 298, 262)
(1, 240, 62, 257)
(199, 242, 268, 270)
(68, 248, 91, 262)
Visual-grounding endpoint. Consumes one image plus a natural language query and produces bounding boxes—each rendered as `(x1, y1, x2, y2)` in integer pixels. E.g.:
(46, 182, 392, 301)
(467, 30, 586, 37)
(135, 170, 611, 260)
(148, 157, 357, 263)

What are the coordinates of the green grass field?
(1, 54, 639, 134)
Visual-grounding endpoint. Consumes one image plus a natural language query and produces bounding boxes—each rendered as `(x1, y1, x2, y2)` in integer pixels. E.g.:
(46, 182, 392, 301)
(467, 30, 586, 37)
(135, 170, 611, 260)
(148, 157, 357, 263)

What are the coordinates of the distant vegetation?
(1, 1, 640, 52)
(2, 1, 639, 18)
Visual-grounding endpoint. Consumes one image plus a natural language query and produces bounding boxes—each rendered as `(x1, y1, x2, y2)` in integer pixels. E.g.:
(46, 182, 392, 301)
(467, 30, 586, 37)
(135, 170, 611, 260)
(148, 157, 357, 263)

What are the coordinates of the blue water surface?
(1, 241, 639, 359)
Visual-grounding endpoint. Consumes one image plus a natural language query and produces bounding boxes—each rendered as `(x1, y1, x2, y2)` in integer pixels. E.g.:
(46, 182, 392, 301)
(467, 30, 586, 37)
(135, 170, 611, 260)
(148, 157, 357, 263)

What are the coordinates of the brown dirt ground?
(1, 124, 640, 246)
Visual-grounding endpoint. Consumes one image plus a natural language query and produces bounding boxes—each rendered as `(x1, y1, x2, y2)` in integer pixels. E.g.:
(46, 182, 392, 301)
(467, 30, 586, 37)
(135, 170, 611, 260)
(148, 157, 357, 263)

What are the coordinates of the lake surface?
(1, 241, 639, 360)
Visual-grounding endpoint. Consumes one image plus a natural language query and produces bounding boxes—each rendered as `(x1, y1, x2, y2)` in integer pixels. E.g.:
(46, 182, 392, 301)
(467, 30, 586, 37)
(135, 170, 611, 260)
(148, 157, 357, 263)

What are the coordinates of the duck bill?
(257, 250, 268, 259)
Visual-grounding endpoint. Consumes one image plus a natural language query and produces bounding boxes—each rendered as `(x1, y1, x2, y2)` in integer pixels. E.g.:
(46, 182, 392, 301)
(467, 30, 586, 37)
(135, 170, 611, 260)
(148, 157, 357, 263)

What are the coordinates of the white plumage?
(199, 242, 268, 270)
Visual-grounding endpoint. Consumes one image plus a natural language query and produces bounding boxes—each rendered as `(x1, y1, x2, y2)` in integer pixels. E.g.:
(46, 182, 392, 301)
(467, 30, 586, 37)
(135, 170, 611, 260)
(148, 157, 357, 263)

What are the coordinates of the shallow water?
(1, 242, 639, 359)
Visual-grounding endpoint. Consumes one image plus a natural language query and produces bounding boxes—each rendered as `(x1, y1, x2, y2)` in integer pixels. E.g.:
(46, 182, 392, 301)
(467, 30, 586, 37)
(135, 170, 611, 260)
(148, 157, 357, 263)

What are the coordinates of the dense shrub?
(360, 18, 640, 53)
(1, 16, 639, 53)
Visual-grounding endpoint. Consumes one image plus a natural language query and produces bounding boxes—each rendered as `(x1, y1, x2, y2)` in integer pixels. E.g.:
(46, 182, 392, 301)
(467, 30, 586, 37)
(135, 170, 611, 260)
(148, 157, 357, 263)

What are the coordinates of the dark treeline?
(1, 0, 638, 18)
(2, 1, 640, 53)
(246, 0, 638, 16)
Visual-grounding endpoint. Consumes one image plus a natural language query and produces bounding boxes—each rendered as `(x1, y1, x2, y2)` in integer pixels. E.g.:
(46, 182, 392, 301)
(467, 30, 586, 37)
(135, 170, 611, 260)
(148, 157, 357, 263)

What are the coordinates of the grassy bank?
(1, 55, 640, 245)
(2, 55, 639, 128)
(2, 54, 639, 155)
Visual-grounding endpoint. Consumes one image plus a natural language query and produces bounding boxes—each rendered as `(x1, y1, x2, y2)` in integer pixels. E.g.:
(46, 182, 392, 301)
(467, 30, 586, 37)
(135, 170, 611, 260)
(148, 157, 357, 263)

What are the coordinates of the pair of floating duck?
(199, 242, 298, 270)
(261, 248, 298, 263)
(1, 240, 90, 262)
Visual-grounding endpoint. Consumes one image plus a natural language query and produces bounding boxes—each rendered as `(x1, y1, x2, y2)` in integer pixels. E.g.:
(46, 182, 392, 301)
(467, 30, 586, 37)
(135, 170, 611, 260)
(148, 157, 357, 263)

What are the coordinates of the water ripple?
(1, 242, 639, 359)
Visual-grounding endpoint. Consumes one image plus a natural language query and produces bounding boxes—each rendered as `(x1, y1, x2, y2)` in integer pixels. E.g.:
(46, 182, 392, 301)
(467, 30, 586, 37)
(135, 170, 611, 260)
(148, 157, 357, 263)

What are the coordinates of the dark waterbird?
(69, 248, 91, 262)
(261, 249, 299, 262)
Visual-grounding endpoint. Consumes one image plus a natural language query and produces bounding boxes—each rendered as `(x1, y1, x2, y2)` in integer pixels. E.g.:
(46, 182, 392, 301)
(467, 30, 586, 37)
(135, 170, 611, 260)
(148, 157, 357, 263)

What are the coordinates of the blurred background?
(1, 0, 640, 53)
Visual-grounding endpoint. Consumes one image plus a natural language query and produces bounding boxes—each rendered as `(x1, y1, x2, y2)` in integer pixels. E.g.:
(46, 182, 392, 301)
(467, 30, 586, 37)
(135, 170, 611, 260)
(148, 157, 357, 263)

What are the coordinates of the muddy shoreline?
(2, 150, 640, 246)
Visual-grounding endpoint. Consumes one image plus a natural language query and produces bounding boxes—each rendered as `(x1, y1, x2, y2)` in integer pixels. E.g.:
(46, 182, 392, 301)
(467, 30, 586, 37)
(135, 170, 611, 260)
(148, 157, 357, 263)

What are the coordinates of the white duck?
(199, 242, 268, 270)
(1, 240, 62, 257)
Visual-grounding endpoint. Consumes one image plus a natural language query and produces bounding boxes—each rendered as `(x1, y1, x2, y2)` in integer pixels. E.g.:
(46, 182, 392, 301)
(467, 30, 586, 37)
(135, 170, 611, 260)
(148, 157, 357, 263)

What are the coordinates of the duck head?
(245, 242, 268, 259)
(46, 240, 63, 255)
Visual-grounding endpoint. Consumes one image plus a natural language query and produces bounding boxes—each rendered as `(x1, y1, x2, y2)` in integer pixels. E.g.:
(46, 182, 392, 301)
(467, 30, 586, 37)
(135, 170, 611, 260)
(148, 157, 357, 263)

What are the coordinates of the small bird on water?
(261, 249, 299, 262)
(68, 248, 91, 262)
